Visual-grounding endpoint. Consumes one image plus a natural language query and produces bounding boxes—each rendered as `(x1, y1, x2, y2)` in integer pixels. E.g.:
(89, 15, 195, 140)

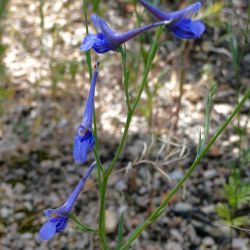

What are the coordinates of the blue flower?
(139, 0, 205, 39)
(73, 63, 99, 164)
(80, 14, 170, 54)
(39, 162, 96, 240)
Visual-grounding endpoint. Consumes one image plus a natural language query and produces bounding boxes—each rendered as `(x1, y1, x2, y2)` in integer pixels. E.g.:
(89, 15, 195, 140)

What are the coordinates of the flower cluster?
(81, 1, 205, 54)
(39, 1, 205, 241)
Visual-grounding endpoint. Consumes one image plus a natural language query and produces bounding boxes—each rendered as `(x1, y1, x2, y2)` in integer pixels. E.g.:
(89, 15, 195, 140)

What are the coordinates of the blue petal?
(139, 1, 202, 21)
(92, 33, 115, 54)
(170, 19, 205, 39)
(44, 208, 56, 217)
(80, 33, 114, 54)
(39, 221, 57, 241)
(50, 216, 68, 232)
(91, 14, 116, 36)
(80, 34, 97, 51)
(169, 2, 202, 21)
(189, 20, 205, 37)
(73, 131, 95, 164)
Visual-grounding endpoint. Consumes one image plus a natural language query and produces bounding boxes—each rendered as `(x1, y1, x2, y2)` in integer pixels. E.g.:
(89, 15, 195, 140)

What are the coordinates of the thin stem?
(98, 176, 110, 250)
(98, 27, 164, 249)
(121, 89, 250, 250)
(120, 46, 131, 111)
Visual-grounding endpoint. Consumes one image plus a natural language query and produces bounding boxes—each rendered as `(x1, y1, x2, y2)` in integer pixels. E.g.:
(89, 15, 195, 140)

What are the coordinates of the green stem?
(120, 46, 131, 111)
(121, 89, 250, 250)
(98, 176, 110, 250)
(98, 26, 164, 249)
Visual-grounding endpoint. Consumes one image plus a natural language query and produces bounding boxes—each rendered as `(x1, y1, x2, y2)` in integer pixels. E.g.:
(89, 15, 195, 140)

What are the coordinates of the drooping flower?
(73, 63, 99, 164)
(80, 14, 170, 54)
(39, 162, 96, 240)
(139, 0, 205, 39)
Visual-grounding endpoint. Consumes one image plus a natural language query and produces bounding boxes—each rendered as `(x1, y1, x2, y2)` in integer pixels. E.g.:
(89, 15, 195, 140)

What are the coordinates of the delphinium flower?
(73, 63, 99, 164)
(80, 14, 170, 54)
(139, 0, 205, 39)
(39, 161, 96, 240)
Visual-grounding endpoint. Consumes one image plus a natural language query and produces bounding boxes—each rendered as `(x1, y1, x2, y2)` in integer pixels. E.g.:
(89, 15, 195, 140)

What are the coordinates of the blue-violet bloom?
(73, 63, 99, 164)
(80, 14, 170, 54)
(139, 0, 205, 39)
(39, 161, 96, 240)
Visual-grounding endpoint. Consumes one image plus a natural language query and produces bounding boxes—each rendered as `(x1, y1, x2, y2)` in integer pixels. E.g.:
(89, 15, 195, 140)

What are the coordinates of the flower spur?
(80, 14, 171, 54)
(139, 0, 205, 39)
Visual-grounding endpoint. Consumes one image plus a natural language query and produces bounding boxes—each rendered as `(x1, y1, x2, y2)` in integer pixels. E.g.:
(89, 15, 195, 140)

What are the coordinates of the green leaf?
(68, 59, 79, 81)
(233, 125, 246, 136)
(0, 0, 9, 20)
(203, 2, 224, 18)
(241, 148, 250, 167)
(74, 224, 97, 233)
(237, 185, 250, 206)
(232, 216, 250, 227)
(115, 211, 125, 250)
(69, 213, 97, 233)
(203, 2, 224, 27)
(93, 0, 100, 14)
(216, 203, 230, 222)
(224, 178, 238, 207)
(196, 128, 202, 157)
(196, 82, 217, 159)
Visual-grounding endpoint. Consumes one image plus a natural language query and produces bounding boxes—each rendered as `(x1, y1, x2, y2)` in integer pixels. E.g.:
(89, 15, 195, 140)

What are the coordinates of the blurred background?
(0, 0, 249, 249)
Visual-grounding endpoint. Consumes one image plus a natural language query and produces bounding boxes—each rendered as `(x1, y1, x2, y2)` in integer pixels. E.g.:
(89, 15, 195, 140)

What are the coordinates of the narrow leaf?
(115, 211, 125, 250)
(69, 213, 97, 233)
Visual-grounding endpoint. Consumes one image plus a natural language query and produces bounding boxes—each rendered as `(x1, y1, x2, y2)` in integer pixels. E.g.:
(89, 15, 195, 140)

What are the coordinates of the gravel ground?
(0, 0, 250, 249)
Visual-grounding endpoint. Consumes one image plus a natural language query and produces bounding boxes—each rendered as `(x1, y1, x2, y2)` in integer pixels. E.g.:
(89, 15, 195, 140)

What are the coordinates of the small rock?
(1, 207, 12, 219)
(138, 186, 148, 195)
(40, 160, 53, 168)
(15, 212, 25, 220)
(232, 238, 249, 250)
(174, 202, 192, 213)
(168, 216, 182, 227)
(214, 177, 226, 186)
(24, 201, 33, 211)
(170, 229, 183, 243)
(202, 236, 215, 247)
(185, 224, 200, 245)
(201, 204, 215, 214)
(105, 209, 118, 234)
(203, 169, 218, 179)
(170, 169, 183, 181)
(115, 180, 127, 191)
(243, 54, 250, 64)
(208, 145, 221, 157)
(165, 241, 183, 250)
(135, 196, 149, 208)
(14, 183, 26, 193)
(21, 233, 33, 240)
